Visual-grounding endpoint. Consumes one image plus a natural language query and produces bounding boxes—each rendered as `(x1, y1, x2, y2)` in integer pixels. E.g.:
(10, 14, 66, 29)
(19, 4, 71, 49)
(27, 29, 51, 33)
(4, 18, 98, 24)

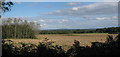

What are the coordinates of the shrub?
(2, 34, 120, 57)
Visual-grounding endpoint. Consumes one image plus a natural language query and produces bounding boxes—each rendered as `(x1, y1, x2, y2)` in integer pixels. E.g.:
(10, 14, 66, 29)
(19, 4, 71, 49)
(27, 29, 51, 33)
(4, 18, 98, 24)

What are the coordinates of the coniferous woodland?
(2, 18, 40, 39)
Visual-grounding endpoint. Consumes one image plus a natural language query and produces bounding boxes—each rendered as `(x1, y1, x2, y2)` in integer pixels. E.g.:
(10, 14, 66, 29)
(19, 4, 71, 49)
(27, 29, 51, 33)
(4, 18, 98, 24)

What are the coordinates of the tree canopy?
(2, 18, 40, 39)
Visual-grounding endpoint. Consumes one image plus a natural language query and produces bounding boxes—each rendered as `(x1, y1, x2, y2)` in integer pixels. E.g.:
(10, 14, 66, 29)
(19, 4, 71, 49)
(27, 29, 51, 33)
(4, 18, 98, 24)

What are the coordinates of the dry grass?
(6, 33, 117, 50)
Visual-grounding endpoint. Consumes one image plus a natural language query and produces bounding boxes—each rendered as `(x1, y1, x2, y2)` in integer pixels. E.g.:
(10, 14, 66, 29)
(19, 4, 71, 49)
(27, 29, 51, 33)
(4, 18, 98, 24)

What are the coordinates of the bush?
(2, 34, 120, 57)
(2, 38, 67, 57)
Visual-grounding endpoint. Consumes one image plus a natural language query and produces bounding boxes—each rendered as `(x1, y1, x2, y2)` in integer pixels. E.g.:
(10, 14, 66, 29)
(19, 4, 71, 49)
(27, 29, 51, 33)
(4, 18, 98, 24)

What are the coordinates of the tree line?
(39, 27, 120, 34)
(96, 27, 120, 34)
(2, 18, 40, 39)
(1, 18, 120, 39)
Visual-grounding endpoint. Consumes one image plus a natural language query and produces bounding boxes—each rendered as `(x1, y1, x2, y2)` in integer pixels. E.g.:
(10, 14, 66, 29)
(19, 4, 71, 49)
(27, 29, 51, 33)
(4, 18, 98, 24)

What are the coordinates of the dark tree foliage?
(39, 27, 120, 34)
(1, 1, 13, 13)
(2, 38, 67, 57)
(39, 29, 96, 34)
(2, 34, 120, 57)
(0, 1, 13, 18)
(96, 27, 120, 34)
(67, 33, 120, 57)
(2, 18, 40, 39)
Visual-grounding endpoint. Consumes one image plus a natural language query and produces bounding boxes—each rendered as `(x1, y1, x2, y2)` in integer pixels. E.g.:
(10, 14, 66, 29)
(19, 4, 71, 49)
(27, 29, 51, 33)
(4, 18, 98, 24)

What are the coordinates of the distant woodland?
(39, 27, 120, 34)
(1, 18, 120, 39)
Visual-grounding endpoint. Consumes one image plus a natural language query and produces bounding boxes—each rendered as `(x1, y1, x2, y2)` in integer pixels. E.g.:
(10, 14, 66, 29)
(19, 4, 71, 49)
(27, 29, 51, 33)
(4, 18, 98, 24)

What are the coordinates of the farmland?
(2, 2, 120, 56)
(6, 33, 117, 50)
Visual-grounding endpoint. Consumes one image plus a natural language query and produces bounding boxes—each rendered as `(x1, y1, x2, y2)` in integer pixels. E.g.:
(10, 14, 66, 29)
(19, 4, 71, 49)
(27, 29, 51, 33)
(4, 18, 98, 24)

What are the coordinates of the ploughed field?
(6, 33, 117, 50)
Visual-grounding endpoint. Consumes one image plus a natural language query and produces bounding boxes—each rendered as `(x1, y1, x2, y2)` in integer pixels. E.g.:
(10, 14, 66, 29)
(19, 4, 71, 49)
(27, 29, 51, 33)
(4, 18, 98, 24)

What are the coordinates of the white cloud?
(95, 16, 118, 20)
(62, 19, 69, 22)
(3, 16, 118, 29)
(59, 19, 69, 23)
(72, 7, 78, 11)
(103, 0, 118, 2)
(96, 17, 105, 20)
(43, 24, 47, 25)
(33, 21, 37, 23)
(68, 2, 79, 5)
(40, 25, 43, 26)
(66, 2, 82, 6)
(55, 10, 61, 13)
(16, 2, 21, 4)
(39, 20, 45, 22)
(112, 16, 117, 19)
(40, 24, 47, 27)
(43, 2, 118, 16)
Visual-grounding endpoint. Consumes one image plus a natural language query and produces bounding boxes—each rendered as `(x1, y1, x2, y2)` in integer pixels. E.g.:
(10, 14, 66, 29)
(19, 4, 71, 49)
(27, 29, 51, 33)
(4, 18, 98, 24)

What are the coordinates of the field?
(6, 33, 117, 50)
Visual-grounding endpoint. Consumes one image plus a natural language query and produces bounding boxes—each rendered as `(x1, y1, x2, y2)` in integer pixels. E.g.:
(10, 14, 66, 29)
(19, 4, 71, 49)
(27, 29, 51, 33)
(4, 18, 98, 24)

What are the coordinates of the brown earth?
(6, 33, 117, 50)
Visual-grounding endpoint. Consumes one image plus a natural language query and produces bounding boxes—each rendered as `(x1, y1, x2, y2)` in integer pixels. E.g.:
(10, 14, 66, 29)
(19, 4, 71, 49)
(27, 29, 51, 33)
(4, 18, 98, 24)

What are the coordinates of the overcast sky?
(2, 2, 118, 30)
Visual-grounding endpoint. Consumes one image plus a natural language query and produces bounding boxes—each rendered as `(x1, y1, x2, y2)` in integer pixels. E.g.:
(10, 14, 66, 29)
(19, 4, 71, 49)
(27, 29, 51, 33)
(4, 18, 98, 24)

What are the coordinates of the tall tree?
(2, 18, 40, 39)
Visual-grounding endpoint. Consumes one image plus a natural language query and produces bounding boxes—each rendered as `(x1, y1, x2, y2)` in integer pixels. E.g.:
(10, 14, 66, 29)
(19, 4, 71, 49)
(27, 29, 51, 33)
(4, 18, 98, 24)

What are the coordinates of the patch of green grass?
(65, 34, 80, 36)
(65, 33, 108, 36)
(81, 33, 108, 34)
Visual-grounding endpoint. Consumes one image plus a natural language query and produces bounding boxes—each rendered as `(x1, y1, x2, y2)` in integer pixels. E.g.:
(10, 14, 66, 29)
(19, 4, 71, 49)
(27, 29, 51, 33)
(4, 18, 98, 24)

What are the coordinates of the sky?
(2, 2, 118, 30)
(3, 0, 120, 2)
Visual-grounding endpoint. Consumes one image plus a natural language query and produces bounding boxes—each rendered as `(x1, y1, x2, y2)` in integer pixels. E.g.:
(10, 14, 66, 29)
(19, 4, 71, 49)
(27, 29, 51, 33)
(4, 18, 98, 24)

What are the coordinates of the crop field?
(6, 33, 117, 50)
